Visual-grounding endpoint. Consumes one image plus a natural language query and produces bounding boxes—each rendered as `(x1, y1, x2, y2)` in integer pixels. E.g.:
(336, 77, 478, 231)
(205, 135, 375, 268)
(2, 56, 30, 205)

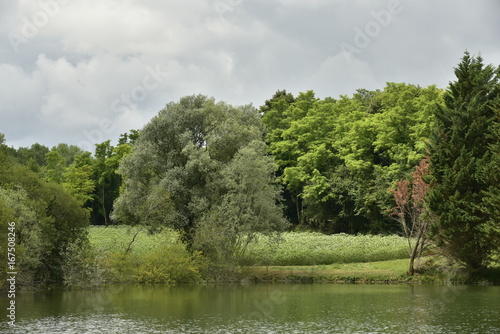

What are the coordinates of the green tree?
(44, 148, 66, 183)
(261, 85, 442, 233)
(194, 140, 286, 262)
(53, 143, 85, 165)
(482, 119, 500, 250)
(0, 147, 89, 285)
(91, 141, 131, 225)
(15, 143, 50, 172)
(428, 52, 500, 272)
(112, 95, 287, 260)
(62, 152, 95, 208)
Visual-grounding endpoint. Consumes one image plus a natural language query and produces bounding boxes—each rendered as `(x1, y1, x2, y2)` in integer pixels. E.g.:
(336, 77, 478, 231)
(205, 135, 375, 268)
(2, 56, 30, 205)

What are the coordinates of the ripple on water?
(0, 314, 496, 334)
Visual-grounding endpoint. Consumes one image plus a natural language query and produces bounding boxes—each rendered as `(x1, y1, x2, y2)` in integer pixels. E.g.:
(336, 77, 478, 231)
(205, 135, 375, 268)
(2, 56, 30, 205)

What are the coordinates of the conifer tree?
(428, 52, 500, 272)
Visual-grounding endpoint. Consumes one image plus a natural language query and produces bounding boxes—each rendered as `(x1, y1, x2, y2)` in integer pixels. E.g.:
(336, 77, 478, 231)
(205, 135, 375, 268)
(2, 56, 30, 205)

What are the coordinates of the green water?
(1, 284, 499, 333)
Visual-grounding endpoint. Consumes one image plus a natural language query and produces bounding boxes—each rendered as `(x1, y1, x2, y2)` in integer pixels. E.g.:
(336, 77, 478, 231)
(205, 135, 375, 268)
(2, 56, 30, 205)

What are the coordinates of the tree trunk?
(101, 187, 108, 226)
(408, 255, 415, 276)
(125, 226, 144, 254)
(408, 238, 421, 275)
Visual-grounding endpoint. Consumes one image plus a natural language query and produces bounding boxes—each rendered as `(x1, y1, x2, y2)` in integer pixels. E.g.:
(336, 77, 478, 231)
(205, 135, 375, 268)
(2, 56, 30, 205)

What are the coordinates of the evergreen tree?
(428, 52, 500, 272)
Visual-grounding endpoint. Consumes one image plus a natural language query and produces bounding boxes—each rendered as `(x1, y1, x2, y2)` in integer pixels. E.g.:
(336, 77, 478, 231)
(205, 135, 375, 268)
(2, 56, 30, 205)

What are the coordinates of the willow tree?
(112, 95, 287, 261)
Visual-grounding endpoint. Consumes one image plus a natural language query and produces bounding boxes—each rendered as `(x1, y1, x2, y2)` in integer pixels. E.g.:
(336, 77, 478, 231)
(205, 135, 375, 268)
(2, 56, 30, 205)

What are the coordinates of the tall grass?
(88, 225, 178, 255)
(69, 226, 201, 286)
(240, 232, 409, 266)
(88, 227, 409, 266)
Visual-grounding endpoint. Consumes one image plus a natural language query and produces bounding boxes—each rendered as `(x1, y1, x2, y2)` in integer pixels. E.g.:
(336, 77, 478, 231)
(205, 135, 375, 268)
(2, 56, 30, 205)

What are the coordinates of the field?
(88, 225, 179, 255)
(88, 226, 409, 265)
(243, 232, 409, 265)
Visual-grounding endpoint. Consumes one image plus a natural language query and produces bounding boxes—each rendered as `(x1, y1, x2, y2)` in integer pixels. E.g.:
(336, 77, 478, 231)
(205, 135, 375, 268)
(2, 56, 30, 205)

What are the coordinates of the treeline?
(0, 52, 499, 286)
(261, 83, 441, 233)
(1, 131, 139, 226)
(1, 84, 443, 234)
(0, 132, 138, 285)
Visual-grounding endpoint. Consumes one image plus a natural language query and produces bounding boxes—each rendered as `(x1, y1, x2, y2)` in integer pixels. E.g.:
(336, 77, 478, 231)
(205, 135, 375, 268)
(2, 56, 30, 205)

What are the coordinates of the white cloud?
(308, 53, 378, 98)
(0, 0, 499, 149)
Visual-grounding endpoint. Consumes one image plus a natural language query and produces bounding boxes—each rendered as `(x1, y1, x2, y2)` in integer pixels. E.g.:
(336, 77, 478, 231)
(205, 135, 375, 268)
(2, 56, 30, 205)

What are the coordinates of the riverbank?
(240, 259, 500, 285)
(60, 226, 500, 287)
(242, 259, 418, 284)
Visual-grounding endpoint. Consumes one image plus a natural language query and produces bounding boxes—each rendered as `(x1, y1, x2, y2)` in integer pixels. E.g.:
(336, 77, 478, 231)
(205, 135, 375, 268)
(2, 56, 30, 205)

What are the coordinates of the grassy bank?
(242, 232, 408, 265)
(84, 226, 415, 284)
(83, 226, 499, 285)
(245, 259, 411, 283)
(88, 226, 410, 265)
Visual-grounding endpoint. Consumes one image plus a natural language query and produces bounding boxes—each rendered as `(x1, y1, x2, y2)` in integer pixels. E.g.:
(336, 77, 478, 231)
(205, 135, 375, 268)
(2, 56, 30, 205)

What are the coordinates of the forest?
(0, 52, 499, 287)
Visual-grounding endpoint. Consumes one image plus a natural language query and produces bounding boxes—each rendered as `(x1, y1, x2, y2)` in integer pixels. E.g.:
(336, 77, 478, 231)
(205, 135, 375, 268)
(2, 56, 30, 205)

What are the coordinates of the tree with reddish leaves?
(391, 156, 432, 275)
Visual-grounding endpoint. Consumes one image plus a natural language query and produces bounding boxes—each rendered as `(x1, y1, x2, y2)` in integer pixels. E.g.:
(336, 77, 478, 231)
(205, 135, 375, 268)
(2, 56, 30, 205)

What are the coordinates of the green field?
(88, 226, 409, 265)
(243, 232, 409, 265)
(84, 226, 500, 284)
(88, 225, 178, 255)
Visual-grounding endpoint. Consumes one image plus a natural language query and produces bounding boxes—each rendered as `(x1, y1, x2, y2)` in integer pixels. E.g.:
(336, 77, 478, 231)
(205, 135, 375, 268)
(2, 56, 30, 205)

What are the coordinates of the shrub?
(134, 241, 204, 284)
(86, 226, 204, 285)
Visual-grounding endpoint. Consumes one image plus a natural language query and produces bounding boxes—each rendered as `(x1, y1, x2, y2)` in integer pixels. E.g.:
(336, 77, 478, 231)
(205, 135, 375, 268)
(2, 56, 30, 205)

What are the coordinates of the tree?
(194, 141, 286, 262)
(428, 52, 500, 272)
(112, 95, 287, 260)
(260, 84, 442, 233)
(391, 157, 432, 275)
(44, 148, 66, 183)
(62, 152, 95, 208)
(481, 119, 500, 254)
(52, 143, 85, 165)
(92, 140, 125, 225)
(15, 143, 50, 172)
(0, 147, 89, 285)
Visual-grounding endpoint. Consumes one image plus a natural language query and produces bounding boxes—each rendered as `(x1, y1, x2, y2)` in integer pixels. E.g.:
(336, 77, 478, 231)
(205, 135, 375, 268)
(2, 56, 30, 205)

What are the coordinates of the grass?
(241, 232, 409, 266)
(85, 226, 500, 284)
(88, 225, 178, 255)
(244, 259, 411, 283)
(88, 226, 409, 265)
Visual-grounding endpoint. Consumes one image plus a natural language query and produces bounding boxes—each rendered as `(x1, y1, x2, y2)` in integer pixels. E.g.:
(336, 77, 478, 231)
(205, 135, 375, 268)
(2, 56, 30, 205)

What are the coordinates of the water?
(1, 284, 499, 333)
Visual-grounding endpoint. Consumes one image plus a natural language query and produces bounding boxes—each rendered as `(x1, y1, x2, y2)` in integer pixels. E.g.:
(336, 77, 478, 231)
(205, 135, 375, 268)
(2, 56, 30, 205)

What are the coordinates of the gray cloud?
(1, 0, 499, 149)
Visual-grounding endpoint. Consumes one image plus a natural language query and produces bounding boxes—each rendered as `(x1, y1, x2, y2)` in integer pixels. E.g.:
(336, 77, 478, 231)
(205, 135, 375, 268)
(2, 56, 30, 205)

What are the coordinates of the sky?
(1, 0, 499, 151)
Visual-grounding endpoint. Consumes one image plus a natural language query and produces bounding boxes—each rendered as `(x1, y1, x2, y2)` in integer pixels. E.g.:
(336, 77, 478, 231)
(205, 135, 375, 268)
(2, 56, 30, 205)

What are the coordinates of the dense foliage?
(0, 140, 89, 285)
(428, 52, 500, 272)
(112, 95, 288, 262)
(261, 84, 443, 233)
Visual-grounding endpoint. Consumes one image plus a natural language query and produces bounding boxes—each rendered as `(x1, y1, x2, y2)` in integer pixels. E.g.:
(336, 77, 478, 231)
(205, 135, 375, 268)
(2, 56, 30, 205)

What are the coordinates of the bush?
(83, 226, 204, 285)
(134, 241, 204, 284)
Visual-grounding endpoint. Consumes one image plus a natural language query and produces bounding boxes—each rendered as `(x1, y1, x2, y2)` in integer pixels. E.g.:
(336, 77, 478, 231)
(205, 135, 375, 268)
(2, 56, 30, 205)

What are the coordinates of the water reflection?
(1, 284, 499, 333)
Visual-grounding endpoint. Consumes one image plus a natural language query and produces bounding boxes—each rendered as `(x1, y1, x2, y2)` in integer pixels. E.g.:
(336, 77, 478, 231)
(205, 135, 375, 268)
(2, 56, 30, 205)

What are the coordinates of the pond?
(1, 284, 499, 333)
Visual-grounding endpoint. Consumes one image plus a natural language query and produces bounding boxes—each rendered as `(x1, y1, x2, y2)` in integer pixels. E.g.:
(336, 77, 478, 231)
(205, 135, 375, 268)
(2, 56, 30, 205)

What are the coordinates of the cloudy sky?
(1, 0, 499, 150)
